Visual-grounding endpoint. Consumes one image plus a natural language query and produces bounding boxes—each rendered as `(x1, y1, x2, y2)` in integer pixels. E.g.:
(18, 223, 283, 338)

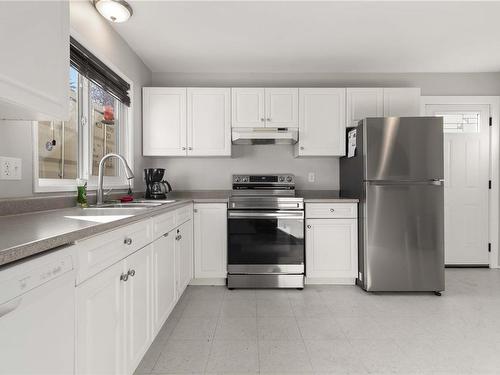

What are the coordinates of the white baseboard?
(305, 277, 356, 285)
(190, 278, 226, 286)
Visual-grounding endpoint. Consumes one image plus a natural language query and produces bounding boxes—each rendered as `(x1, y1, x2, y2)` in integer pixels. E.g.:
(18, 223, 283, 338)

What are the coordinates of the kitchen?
(1, 1, 500, 374)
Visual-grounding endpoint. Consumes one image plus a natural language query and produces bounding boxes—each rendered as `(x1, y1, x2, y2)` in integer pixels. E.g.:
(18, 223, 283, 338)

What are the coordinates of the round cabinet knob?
(267, 118, 271, 122)
(307, 225, 311, 229)
(128, 269, 136, 277)
(124, 238, 133, 245)
(260, 118, 265, 122)
(330, 208, 335, 212)
(120, 273, 129, 282)
(286, 176, 293, 182)
(182, 147, 186, 150)
(188, 147, 193, 150)
(300, 146, 304, 150)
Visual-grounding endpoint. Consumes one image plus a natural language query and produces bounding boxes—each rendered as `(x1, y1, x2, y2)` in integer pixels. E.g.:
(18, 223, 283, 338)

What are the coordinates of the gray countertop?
(0, 190, 358, 268)
(0, 200, 192, 268)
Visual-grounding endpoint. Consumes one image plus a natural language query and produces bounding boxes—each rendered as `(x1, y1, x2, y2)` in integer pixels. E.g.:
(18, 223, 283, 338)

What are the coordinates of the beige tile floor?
(135, 268, 500, 374)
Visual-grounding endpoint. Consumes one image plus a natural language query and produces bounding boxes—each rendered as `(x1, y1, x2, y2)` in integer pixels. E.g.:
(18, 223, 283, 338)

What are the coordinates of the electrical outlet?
(0, 156, 22, 180)
(308, 172, 315, 183)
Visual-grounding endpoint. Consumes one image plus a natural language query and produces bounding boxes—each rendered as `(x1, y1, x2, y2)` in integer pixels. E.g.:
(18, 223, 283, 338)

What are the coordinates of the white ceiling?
(111, 1, 500, 73)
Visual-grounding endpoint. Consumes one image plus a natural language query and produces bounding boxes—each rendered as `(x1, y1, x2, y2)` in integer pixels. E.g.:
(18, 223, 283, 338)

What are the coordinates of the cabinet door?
(124, 246, 152, 375)
(383, 88, 421, 117)
(76, 261, 124, 375)
(265, 88, 298, 128)
(346, 88, 384, 127)
(187, 88, 231, 156)
(306, 219, 358, 279)
(151, 232, 176, 336)
(296, 88, 346, 156)
(194, 204, 227, 279)
(176, 220, 194, 296)
(143, 87, 187, 156)
(0, 1, 69, 120)
(231, 88, 265, 128)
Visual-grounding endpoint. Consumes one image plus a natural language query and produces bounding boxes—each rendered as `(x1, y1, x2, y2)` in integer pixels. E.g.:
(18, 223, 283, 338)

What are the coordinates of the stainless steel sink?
(84, 200, 176, 209)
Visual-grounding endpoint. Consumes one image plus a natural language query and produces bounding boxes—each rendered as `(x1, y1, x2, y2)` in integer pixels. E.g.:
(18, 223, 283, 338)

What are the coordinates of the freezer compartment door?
(364, 182, 444, 291)
(364, 117, 444, 181)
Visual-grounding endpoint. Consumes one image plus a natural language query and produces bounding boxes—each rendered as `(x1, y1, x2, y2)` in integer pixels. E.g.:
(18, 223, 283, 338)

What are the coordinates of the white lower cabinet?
(76, 207, 194, 375)
(305, 203, 358, 284)
(193, 203, 227, 283)
(176, 220, 194, 296)
(151, 232, 176, 336)
(76, 261, 124, 375)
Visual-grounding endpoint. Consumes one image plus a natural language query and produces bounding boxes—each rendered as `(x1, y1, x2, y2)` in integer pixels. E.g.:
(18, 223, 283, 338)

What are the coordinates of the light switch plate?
(0, 156, 22, 180)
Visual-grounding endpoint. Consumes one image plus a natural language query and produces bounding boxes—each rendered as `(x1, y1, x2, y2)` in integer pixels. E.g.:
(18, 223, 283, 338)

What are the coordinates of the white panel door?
(76, 261, 124, 375)
(265, 88, 299, 128)
(143, 87, 187, 156)
(306, 219, 358, 279)
(383, 88, 421, 117)
(346, 88, 384, 127)
(194, 203, 228, 279)
(124, 246, 152, 375)
(151, 232, 176, 337)
(425, 104, 490, 265)
(176, 220, 194, 296)
(296, 88, 346, 156)
(187, 88, 231, 156)
(231, 88, 265, 128)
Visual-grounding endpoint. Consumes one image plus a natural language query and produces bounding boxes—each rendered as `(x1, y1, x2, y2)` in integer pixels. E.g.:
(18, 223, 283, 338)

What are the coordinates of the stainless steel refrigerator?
(340, 117, 445, 293)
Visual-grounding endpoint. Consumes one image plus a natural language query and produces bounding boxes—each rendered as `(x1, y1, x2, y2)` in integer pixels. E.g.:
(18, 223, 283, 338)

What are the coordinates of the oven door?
(227, 210, 304, 274)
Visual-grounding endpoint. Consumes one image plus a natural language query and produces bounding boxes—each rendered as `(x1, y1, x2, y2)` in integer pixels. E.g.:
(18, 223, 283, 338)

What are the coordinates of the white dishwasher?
(0, 246, 75, 375)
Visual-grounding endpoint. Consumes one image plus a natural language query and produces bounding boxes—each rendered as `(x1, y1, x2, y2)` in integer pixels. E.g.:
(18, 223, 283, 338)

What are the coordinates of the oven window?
(228, 217, 304, 265)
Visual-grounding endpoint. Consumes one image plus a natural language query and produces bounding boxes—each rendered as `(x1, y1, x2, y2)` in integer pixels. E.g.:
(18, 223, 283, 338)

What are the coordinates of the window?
(34, 39, 132, 192)
(436, 112, 480, 133)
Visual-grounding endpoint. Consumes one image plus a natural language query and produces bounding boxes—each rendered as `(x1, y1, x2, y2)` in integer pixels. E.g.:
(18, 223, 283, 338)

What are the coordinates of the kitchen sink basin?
(84, 200, 177, 209)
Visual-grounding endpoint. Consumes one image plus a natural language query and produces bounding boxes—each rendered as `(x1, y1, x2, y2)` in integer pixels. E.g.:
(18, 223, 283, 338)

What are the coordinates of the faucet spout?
(97, 153, 134, 205)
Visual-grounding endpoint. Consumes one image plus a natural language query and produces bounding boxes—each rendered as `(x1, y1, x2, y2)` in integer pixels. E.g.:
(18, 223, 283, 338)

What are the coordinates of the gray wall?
(0, 0, 152, 199)
(148, 71, 500, 190)
(149, 145, 339, 190)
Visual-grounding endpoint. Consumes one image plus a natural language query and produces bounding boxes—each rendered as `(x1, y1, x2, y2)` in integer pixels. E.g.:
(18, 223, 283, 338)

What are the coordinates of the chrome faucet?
(97, 153, 134, 205)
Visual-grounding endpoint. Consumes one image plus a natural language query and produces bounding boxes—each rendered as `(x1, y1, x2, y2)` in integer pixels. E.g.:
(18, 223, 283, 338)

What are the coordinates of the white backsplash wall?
(148, 145, 339, 190)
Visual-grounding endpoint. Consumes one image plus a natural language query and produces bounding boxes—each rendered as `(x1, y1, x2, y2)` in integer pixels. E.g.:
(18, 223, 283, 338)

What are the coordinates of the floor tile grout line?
(202, 287, 224, 374)
(290, 289, 315, 373)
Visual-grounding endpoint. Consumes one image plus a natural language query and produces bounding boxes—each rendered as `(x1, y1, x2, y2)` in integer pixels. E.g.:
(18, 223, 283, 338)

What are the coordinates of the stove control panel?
(232, 174, 295, 185)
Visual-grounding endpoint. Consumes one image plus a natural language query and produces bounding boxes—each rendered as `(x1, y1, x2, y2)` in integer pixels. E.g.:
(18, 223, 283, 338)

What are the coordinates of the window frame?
(33, 48, 134, 194)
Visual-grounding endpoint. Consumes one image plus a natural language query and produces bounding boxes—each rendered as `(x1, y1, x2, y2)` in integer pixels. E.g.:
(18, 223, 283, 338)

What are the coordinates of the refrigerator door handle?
(366, 179, 444, 186)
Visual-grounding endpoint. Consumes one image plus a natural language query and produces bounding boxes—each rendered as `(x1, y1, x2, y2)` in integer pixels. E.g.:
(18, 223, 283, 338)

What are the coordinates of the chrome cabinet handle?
(307, 225, 311, 229)
(128, 269, 136, 277)
(120, 273, 129, 282)
(124, 238, 133, 245)
(330, 208, 335, 212)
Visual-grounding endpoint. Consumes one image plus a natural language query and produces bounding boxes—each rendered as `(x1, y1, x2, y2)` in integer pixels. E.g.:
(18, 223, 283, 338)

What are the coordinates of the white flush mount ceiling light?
(94, 0, 133, 23)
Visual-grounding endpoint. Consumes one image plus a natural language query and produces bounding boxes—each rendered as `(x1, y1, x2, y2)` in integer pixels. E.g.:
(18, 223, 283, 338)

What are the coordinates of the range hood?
(232, 127, 298, 145)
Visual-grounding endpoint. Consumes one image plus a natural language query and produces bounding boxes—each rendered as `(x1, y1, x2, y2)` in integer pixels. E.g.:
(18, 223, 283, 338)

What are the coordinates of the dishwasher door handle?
(0, 298, 21, 318)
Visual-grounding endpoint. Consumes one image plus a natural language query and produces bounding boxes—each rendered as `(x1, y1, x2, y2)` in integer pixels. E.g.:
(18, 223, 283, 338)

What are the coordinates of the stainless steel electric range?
(227, 174, 305, 289)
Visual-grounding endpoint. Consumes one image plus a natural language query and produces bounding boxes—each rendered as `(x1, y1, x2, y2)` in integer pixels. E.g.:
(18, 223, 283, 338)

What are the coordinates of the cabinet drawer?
(75, 220, 152, 283)
(175, 204, 193, 225)
(152, 211, 176, 239)
(306, 203, 357, 219)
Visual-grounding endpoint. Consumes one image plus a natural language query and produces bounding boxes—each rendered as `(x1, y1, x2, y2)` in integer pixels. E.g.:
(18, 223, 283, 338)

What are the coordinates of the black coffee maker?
(144, 168, 172, 199)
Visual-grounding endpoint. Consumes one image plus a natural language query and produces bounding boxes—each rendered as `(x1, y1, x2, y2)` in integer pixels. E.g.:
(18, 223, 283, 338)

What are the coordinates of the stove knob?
(279, 176, 285, 182)
(286, 176, 293, 183)
(234, 177, 240, 183)
(242, 177, 249, 182)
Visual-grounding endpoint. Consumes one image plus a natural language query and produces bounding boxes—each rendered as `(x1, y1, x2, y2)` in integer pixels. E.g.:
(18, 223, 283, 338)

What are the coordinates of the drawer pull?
(120, 273, 129, 282)
(124, 238, 133, 245)
(128, 269, 136, 277)
(175, 234, 182, 241)
(330, 208, 335, 212)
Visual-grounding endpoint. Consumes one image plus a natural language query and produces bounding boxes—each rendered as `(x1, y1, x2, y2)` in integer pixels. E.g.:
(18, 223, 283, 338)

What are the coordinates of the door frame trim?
(421, 96, 500, 269)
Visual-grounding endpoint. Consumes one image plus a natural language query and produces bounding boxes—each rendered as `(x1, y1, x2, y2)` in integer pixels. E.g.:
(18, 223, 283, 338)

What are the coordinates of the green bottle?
(77, 179, 88, 208)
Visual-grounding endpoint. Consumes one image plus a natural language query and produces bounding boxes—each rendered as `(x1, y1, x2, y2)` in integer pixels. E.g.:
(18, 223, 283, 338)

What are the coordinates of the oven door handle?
(228, 211, 304, 219)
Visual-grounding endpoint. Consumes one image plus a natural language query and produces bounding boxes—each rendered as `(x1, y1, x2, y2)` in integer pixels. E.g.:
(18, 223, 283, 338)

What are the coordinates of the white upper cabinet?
(194, 203, 228, 280)
(383, 88, 421, 117)
(143, 87, 187, 156)
(187, 88, 231, 156)
(346, 88, 384, 127)
(265, 88, 299, 128)
(295, 88, 346, 157)
(0, 1, 69, 121)
(231, 88, 265, 128)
